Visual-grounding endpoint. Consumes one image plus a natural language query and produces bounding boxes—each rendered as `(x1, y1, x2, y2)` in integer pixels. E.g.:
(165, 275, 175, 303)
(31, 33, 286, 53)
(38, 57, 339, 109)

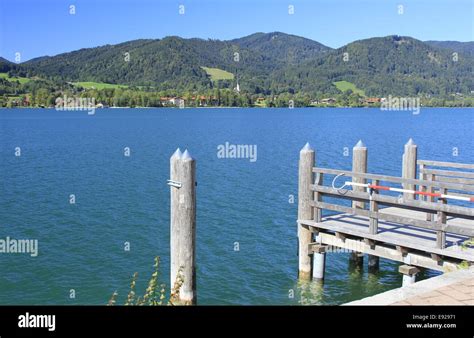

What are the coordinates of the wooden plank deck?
(299, 207, 474, 263)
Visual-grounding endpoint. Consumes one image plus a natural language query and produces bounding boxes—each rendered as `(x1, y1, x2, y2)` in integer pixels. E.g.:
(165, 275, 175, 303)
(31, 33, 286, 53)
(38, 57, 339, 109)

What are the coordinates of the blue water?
(0, 108, 472, 305)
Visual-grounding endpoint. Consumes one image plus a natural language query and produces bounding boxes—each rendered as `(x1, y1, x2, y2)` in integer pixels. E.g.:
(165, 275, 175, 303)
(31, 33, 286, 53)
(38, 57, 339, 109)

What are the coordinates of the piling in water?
(311, 240, 327, 280)
(298, 142, 315, 280)
(170, 148, 196, 304)
(352, 140, 367, 210)
(352, 140, 372, 268)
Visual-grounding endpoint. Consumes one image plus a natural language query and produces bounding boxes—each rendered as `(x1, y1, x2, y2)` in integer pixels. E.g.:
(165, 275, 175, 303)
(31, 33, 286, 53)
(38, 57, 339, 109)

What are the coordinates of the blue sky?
(0, 0, 473, 62)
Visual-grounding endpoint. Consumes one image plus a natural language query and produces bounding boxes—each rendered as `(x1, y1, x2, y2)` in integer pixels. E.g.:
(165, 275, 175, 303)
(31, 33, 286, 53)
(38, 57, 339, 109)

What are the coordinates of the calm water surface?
(0, 108, 472, 305)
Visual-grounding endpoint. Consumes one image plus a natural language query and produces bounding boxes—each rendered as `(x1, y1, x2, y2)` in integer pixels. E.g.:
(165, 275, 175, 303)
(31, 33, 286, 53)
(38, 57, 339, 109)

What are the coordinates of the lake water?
(0, 108, 472, 305)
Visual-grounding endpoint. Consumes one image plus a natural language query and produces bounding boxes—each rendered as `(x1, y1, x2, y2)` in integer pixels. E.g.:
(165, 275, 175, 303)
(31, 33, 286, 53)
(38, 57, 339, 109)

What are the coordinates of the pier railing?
(310, 167, 474, 249)
(418, 160, 474, 220)
(418, 160, 474, 186)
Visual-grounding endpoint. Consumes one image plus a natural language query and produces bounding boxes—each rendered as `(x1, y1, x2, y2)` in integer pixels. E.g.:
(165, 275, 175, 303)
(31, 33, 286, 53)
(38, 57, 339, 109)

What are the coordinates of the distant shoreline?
(1, 106, 473, 110)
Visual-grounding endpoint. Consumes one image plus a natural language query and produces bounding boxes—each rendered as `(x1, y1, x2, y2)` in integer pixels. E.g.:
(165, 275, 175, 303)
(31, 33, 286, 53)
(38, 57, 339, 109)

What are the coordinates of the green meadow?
(333, 80, 365, 96)
(201, 67, 234, 81)
(72, 81, 128, 89)
(0, 72, 31, 84)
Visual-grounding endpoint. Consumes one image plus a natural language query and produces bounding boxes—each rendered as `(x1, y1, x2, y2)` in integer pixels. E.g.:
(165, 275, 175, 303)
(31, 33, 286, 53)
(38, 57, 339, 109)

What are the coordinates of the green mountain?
(19, 33, 333, 93)
(2, 33, 474, 97)
(231, 32, 331, 65)
(0, 57, 20, 73)
(425, 41, 474, 57)
(270, 36, 474, 96)
(22, 38, 213, 90)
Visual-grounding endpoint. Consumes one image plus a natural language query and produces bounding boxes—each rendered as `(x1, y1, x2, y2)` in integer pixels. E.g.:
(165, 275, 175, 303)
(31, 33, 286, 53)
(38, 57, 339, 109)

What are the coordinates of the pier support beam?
(399, 265, 420, 287)
(298, 143, 315, 280)
(170, 148, 197, 305)
(310, 243, 327, 280)
(402, 139, 417, 200)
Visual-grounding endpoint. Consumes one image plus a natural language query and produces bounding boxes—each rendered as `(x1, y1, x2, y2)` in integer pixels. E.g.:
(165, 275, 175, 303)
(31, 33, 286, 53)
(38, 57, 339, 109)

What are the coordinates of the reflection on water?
(292, 253, 440, 305)
(296, 278, 325, 305)
(365, 273, 385, 295)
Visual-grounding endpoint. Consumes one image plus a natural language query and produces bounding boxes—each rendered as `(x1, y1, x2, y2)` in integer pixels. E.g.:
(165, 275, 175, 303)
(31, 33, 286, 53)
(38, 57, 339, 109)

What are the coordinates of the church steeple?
(234, 77, 240, 93)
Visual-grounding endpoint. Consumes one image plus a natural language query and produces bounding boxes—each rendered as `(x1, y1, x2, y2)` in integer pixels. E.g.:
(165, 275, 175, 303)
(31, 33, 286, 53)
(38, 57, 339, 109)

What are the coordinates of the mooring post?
(170, 148, 196, 305)
(351, 140, 369, 269)
(352, 140, 367, 210)
(402, 138, 417, 200)
(170, 148, 182, 295)
(399, 265, 419, 287)
(298, 142, 315, 280)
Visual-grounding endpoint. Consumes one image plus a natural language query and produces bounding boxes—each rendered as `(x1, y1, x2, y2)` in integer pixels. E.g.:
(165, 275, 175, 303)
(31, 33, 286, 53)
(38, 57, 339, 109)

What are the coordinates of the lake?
(0, 107, 472, 305)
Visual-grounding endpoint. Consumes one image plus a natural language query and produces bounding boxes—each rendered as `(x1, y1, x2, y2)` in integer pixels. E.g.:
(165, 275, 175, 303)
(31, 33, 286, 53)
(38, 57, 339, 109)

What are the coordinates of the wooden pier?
(297, 140, 474, 285)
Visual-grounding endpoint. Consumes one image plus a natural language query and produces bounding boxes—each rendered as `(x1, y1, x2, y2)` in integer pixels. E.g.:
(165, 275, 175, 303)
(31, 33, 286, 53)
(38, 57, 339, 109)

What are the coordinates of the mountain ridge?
(1, 32, 473, 96)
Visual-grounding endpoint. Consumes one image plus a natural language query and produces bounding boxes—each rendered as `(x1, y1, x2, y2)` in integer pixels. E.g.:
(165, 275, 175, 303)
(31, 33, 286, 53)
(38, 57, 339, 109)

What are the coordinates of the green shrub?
(108, 256, 184, 306)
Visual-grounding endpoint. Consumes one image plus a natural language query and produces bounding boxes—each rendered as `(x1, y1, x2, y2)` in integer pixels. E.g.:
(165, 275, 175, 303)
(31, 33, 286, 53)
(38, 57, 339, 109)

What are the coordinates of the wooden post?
(352, 140, 367, 209)
(419, 163, 433, 221)
(419, 162, 426, 200)
(402, 138, 417, 200)
(436, 188, 447, 249)
(369, 179, 379, 235)
(419, 162, 426, 206)
(298, 142, 315, 280)
(351, 140, 367, 268)
(170, 148, 182, 294)
(312, 172, 325, 280)
(368, 178, 379, 271)
(170, 148, 196, 304)
(426, 173, 435, 221)
(314, 172, 323, 223)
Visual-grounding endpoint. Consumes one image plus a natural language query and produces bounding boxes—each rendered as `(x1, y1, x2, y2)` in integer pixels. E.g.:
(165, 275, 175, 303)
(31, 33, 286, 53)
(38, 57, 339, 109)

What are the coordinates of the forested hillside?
(1, 33, 473, 107)
(269, 36, 473, 96)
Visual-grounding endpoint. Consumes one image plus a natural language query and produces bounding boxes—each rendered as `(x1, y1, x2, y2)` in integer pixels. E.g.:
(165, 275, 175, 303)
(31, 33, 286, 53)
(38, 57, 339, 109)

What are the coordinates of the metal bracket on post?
(167, 179, 182, 188)
(368, 186, 374, 200)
